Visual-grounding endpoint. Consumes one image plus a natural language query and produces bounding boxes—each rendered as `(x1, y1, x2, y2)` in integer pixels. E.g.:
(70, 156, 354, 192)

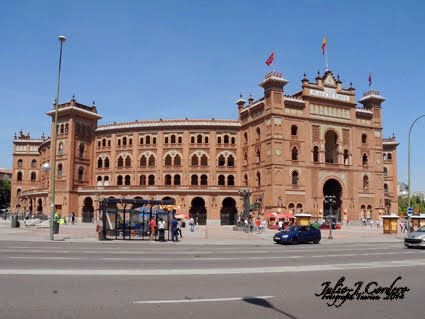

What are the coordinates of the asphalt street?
(0, 241, 424, 319)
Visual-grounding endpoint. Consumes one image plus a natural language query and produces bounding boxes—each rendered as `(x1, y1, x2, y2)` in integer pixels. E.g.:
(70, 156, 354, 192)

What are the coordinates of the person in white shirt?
(158, 218, 166, 242)
(278, 220, 283, 231)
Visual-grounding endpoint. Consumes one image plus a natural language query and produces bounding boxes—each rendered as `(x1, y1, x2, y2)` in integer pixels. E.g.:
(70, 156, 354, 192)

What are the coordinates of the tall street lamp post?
(49, 35, 66, 240)
(324, 195, 336, 240)
(407, 114, 425, 233)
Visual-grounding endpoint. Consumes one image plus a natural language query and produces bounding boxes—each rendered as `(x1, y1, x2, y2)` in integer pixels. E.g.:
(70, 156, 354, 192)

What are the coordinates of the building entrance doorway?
(323, 179, 342, 222)
(189, 197, 207, 225)
(220, 197, 237, 225)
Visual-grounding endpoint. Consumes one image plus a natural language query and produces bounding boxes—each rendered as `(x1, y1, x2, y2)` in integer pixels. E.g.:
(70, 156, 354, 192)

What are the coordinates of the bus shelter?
(98, 198, 176, 241)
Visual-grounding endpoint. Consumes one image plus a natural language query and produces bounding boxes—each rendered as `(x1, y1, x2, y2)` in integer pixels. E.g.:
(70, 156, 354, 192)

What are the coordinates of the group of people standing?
(148, 216, 191, 242)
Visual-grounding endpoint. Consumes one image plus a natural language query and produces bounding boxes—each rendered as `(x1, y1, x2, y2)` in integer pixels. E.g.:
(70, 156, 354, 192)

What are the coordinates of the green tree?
(0, 179, 11, 209)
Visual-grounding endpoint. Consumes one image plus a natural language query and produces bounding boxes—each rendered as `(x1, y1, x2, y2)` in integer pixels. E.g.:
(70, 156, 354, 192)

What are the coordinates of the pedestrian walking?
(70, 212, 75, 225)
(148, 217, 156, 241)
(278, 219, 283, 231)
(158, 218, 166, 242)
(255, 218, 261, 233)
(189, 217, 195, 232)
(177, 219, 183, 238)
(171, 217, 179, 242)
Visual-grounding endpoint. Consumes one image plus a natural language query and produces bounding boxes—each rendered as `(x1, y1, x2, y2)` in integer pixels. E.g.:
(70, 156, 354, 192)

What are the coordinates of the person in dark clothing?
(171, 217, 179, 242)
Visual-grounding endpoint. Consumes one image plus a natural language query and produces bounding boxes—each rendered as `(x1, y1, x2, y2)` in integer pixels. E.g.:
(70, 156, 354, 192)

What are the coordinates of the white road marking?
(133, 296, 274, 304)
(0, 259, 425, 275)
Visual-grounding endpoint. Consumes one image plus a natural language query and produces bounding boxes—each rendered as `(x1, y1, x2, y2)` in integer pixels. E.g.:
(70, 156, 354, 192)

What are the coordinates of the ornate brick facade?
(11, 70, 398, 225)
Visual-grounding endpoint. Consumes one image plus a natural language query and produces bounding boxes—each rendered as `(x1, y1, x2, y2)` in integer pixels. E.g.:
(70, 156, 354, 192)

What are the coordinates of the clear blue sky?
(1, 1, 425, 191)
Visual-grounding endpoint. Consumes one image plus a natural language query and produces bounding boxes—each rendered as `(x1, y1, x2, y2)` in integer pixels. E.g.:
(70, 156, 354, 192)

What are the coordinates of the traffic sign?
(407, 207, 413, 215)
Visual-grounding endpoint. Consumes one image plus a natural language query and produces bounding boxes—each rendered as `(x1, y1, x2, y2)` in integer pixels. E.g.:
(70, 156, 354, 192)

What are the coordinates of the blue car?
(273, 225, 321, 245)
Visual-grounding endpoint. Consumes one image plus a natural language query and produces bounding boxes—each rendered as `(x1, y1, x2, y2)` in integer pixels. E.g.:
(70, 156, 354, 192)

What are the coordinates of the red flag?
(368, 73, 372, 87)
(265, 52, 274, 66)
(322, 36, 327, 55)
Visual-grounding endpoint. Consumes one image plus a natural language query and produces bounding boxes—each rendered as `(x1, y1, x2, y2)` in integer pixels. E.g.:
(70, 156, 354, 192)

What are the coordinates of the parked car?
(404, 226, 425, 248)
(273, 225, 321, 245)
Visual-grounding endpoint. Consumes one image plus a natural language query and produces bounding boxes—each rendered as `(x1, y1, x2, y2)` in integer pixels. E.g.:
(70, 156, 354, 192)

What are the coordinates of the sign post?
(407, 207, 413, 233)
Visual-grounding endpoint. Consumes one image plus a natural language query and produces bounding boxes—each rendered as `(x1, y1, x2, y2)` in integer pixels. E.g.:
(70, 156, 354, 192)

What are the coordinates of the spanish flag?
(265, 52, 274, 66)
(322, 36, 327, 55)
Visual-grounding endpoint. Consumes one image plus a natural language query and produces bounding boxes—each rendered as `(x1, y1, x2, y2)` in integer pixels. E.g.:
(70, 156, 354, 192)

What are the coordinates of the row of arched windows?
(108, 174, 236, 186)
(117, 136, 133, 146)
(97, 138, 112, 148)
(17, 159, 38, 168)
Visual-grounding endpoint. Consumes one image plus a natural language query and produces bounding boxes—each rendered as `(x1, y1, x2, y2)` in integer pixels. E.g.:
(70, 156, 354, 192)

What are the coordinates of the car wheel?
(290, 237, 298, 245)
(313, 239, 320, 244)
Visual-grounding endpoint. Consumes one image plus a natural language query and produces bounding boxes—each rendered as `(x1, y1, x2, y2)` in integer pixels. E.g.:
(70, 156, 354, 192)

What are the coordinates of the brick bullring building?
(11, 69, 399, 225)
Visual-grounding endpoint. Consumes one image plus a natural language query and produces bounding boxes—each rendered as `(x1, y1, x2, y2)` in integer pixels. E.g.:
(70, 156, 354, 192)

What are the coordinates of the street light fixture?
(407, 114, 425, 233)
(324, 195, 336, 239)
(48, 35, 66, 240)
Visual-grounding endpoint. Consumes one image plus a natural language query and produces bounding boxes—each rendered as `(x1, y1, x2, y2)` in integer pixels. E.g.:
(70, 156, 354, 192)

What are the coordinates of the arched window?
(31, 160, 37, 167)
(18, 159, 23, 167)
(256, 171, 261, 186)
(58, 164, 63, 177)
(325, 130, 338, 163)
(361, 134, 367, 144)
(79, 144, 85, 158)
(78, 166, 84, 182)
(174, 155, 181, 166)
(288, 203, 295, 212)
(174, 174, 181, 185)
(140, 137, 144, 144)
(224, 135, 229, 144)
(146, 136, 151, 144)
(140, 155, 147, 167)
(178, 136, 182, 143)
(104, 157, 110, 168)
(164, 136, 169, 144)
(98, 140, 101, 147)
(104, 176, 109, 186)
(227, 155, 235, 167)
(117, 156, 124, 167)
(31, 172, 37, 181)
(191, 154, 199, 166)
(231, 137, 235, 144)
(244, 132, 248, 144)
(165, 174, 172, 185)
(217, 136, 222, 144)
(171, 135, 176, 144)
(291, 146, 299, 161)
(122, 137, 127, 146)
(256, 148, 260, 163)
(244, 174, 248, 186)
(292, 171, 299, 185)
(200, 154, 208, 166)
(102, 138, 106, 147)
(296, 203, 303, 213)
(97, 158, 103, 168)
(65, 123, 69, 133)
(197, 135, 202, 143)
(125, 175, 131, 185)
(256, 127, 261, 139)
(108, 140, 111, 147)
(244, 152, 248, 166)
(200, 175, 208, 185)
(191, 175, 198, 185)
(148, 175, 155, 185)
(148, 155, 155, 166)
(140, 175, 146, 185)
(218, 175, 225, 186)
(313, 146, 319, 163)
(291, 125, 298, 136)
(387, 153, 392, 160)
(97, 176, 103, 186)
(165, 155, 172, 166)
(129, 138, 132, 145)
(153, 137, 156, 144)
(58, 143, 64, 155)
(191, 136, 195, 144)
(60, 124, 64, 134)
(383, 167, 388, 176)
(362, 153, 368, 166)
(204, 136, 209, 144)
(227, 175, 235, 186)
(384, 183, 389, 193)
(17, 188, 21, 196)
(125, 156, 131, 167)
(363, 175, 369, 189)
(117, 175, 123, 185)
(218, 155, 226, 166)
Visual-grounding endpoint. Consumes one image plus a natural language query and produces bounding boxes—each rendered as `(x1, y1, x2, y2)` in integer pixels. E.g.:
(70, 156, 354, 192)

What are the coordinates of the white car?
(404, 226, 425, 248)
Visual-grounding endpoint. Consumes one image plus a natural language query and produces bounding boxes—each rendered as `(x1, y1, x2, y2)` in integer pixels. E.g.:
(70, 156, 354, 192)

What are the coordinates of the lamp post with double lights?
(324, 195, 336, 240)
(408, 114, 425, 233)
(47, 35, 66, 240)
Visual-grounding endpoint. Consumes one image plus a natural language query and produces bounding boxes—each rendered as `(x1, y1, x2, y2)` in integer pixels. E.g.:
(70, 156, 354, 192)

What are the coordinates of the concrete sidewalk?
(0, 219, 405, 245)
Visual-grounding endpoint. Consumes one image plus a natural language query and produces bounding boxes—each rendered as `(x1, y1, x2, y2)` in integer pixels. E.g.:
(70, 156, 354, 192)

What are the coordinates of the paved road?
(0, 241, 424, 319)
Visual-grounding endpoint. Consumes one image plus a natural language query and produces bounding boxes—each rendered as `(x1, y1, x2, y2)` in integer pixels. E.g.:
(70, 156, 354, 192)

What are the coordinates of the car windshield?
(285, 226, 299, 232)
(415, 226, 425, 232)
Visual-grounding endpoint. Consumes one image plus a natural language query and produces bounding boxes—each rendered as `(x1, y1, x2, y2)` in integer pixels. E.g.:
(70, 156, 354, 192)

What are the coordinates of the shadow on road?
(243, 297, 299, 319)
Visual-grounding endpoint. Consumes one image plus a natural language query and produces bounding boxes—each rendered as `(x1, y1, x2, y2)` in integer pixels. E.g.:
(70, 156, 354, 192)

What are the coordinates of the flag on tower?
(368, 73, 372, 87)
(265, 52, 274, 66)
(322, 36, 327, 55)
